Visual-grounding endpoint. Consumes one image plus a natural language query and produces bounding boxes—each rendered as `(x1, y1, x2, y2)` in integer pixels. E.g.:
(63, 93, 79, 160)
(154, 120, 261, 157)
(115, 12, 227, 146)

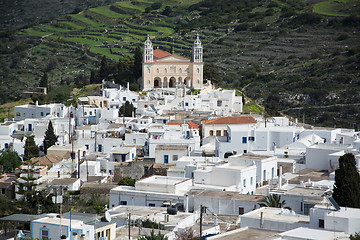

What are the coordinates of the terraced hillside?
(0, 0, 360, 128)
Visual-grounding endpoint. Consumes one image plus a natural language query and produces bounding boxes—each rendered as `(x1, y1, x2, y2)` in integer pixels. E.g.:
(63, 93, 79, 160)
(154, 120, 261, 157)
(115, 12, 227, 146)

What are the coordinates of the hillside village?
(1, 35, 360, 240)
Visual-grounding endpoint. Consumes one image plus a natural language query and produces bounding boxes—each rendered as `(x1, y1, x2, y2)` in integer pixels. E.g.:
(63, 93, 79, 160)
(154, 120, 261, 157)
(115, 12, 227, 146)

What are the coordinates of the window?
(164, 155, 169, 164)
(133, 139, 136, 144)
(263, 170, 266, 181)
(41, 112, 44, 116)
(243, 179, 246, 187)
(251, 191, 254, 195)
(149, 203, 155, 207)
(209, 130, 214, 136)
(120, 201, 127, 205)
(41, 229, 49, 240)
(248, 136, 255, 141)
(250, 177, 253, 185)
(123, 97, 126, 101)
(98, 144, 102, 152)
(185, 102, 189, 106)
(16, 112, 20, 116)
(157, 68, 159, 73)
(165, 68, 167, 73)
(2, 189, 5, 194)
(217, 100, 222, 107)
(223, 130, 227, 136)
(85, 144, 89, 150)
(318, 219, 324, 228)
(173, 155, 178, 161)
(179, 68, 182, 73)
(242, 137, 247, 143)
(90, 111, 92, 116)
(272, 167, 274, 179)
(216, 130, 221, 136)
(239, 207, 245, 215)
(170, 66, 176, 73)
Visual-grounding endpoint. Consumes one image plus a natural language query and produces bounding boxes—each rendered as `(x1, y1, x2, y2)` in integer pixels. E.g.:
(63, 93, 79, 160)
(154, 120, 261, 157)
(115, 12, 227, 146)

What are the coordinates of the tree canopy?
(119, 101, 136, 117)
(0, 150, 22, 172)
(332, 153, 360, 208)
(258, 194, 291, 209)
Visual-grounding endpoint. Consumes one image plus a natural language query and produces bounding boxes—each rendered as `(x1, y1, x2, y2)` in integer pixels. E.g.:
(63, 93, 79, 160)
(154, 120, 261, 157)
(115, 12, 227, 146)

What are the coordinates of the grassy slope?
(1, 0, 360, 128)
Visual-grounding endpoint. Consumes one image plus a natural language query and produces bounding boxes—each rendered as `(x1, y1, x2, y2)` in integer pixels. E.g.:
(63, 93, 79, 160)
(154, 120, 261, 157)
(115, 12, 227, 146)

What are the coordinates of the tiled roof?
(167, 122, 200, 129)
(153, 49, 172, 60)
(202, 116, 257, 125)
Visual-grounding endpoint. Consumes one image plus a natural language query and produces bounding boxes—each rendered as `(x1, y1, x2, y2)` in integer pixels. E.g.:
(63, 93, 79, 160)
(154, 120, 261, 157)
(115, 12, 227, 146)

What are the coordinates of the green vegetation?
(138, 230, 168, 240)
(0, 0, 360, 128)
(118, 176, 136, 186)
(243, 101, 264, 115)
(259, 194, 291, 209)
(0, 150, 22, 172)
(333, 153, 360, 208)
(43, 121, 58, 154)
(313, 0, 359, 17)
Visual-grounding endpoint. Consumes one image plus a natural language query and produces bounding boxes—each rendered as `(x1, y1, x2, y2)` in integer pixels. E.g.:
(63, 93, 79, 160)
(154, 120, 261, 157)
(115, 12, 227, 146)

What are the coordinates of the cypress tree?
(23, 135, 39, 161)
(133, 45, 143, 80)
(43, 121, 58, 154)
(39, 72, 49, 90)
(333, 153, 360, 208)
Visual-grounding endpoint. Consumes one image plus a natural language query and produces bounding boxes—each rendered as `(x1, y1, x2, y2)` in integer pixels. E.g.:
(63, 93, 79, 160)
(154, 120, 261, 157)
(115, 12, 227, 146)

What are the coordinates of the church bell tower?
(192, 33, 203, 63)
(144, 34, 153, 63)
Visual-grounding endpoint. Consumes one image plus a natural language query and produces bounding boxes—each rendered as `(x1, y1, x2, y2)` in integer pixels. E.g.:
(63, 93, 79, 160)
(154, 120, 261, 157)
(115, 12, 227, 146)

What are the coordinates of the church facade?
(141, 35, 204, 90)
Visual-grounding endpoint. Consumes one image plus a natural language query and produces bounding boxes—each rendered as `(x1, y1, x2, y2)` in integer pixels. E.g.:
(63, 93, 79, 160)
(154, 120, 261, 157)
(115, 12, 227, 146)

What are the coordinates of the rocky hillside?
(0, 0, 359, 128)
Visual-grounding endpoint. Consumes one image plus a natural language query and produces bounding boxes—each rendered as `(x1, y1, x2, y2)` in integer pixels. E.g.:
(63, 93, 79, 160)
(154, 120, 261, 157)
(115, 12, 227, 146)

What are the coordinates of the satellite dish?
(105, 211, 112, 222)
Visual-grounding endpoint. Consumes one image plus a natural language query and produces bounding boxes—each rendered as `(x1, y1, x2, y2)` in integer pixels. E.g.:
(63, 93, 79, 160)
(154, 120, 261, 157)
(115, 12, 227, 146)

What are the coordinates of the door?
(164, 155, 169, 164)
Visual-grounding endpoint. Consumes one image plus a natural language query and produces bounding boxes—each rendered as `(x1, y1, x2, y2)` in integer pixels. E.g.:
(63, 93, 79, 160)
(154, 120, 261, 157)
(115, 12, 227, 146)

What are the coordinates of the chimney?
(278, 166, 282, 189)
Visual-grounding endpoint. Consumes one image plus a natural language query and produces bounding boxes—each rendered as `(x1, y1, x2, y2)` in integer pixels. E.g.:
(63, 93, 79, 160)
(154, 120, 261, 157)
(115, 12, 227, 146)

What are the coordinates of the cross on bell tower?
(144, 35, 153, 63)
(192, 33, 203, 63)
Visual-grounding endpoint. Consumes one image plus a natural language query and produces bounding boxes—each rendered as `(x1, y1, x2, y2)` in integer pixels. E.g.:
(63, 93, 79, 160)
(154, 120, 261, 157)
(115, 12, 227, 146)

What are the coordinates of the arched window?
(165, 68, 167, 73)
(197, 68, 200, 73)
(157, 68, 159, 73)
(179, 68, 182, 73)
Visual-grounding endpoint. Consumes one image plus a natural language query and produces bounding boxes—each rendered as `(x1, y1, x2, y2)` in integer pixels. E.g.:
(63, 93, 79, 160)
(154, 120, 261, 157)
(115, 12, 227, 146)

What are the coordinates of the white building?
(14, 103, 69, 121)
(109, 175, 192, 208)
(187, 189, 266, 215)
(32, 216, 95, 240)
(217, 124, 303, 159)
(240, 207, 310, 232)
(310, 201, 360, 234)
(147, 124, 200, 158)
(228, 154, 278, 186)
(305, 143, 351, 171)
(193, 156, 257, 194)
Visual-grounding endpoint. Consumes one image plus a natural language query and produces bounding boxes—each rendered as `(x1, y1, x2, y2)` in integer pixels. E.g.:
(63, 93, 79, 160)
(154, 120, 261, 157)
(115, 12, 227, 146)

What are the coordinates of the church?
(141, 34, 204, 90)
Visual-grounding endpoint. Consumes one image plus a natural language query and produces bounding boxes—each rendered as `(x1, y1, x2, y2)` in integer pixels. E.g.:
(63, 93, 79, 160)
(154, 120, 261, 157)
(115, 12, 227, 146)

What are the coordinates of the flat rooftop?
(279, 227, 348, 240)
(243, 207, 309, 224)
(287, 169, 329, 184)
(207, 227, 279, 240)
(284, 186, 325, 197)
(138, 175, 190, 186)
(187, 189, 266, 202)
(109, 205, 192, 226)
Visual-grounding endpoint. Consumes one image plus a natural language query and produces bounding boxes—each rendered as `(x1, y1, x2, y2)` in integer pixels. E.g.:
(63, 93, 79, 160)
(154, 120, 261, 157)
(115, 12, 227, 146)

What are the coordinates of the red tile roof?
(202, 116, 257, 125)
(153, 49, 172, 60)
(167, 122, 200, 129)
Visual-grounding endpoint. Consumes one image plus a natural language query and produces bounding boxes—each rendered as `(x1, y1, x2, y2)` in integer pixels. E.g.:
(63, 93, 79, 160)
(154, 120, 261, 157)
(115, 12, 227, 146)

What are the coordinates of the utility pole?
(128, 213, 131, 240)
(200, 205, 204, 238)
(77, 150, 81, 179)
